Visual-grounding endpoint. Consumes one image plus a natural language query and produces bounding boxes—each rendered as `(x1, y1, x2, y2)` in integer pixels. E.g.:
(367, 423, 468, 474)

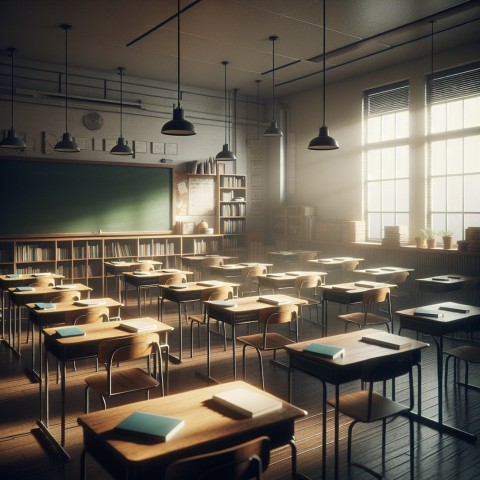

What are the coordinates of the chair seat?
(338, 312, 390, 326)
(444, 345, 480, 363)
(328, 391, 410, 423)
(188, 313, 205, 324)
(85, 367, 159, 396)
(237, 332, 296, 350)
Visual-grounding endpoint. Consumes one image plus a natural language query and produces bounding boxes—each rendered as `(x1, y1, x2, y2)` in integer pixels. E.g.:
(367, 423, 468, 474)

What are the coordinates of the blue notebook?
(6, 273, 22, 278)
(55, 326, 85, 338)
(16, 286, 34, 292)
(304, 343, 345, 359)
(114, 412, 184, 441)
(35, 302, 56, 310)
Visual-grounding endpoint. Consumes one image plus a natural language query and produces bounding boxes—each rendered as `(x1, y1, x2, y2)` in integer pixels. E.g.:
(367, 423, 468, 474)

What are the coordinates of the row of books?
(223, 236, 245, 250)
(220, 203, 246, 216)
(221, 190, 245, 201)
(222, 219, 245, 234)
(185, 158, 225, 175)
(382, 225, 409, 247)
(220, 176, 245, 188)
(138, 242, 176, 256)
(105, 241, 134, 258)
(193, 239, 221, 254)
(16, 244, 54, 262)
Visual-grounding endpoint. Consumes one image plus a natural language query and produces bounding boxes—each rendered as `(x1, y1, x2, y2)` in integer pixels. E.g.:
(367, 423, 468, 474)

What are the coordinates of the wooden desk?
(77, 380, 306, 480)
(397, 301, 480, 443)
(257, 271, 327, 294)
(7, 283, 92, 357)
(181, 255, 237, 281)
(159, 281, 240, 363)
(123, 269, 193, 316)
(285, 329, 428, 479)
(104, 260, 162, 301)
(354, 266, 414, 278)
(209, 262, 273, 279)
(308, 256, 364, 273)
(0, 273, 64, 348)
(26, 297, 123, 382)
(203, 295, 308, 382)
(415, 274, 478, 304)
(318, 281, 394, 336)
(267, 250, 319, 271)
(40, 319, 173, 461)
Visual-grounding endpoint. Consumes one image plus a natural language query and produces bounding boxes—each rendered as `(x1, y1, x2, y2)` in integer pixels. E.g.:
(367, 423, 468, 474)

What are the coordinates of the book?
(169, 284, 188, 289)
(438, 305, 470, 314)
(6, 273, 22, 278)
(413, 307, 444, 318)
(114, 412, 184, 441)
(16, 286, 34, 292)
(54, 284, 77, 289)
(258, 295, 291, 305)
(366, 269, 381, 273)
(330, 285, 353, 292)
(55, 326, 85, 338)
(35, 302, 56, 310)
(266, 273, 283, 278)
(380, 267, 398, 271)
(285, 271, 303, 276)
(32, 272, 51, 277)
(133, 270, 153, 275)
(208, 300, 236, 307)
(161, 269, 180, 273)
(354, 281, 376, 288)
(447, 275, 462, 279)
(432, 277, 449, 282)
(197, 280, 222, 287)
(361, 332, 412, 350)
(303, 343, 345, 359)
(74, 299, 106, 306)
(119, 318, 159, 333)
(212, 388, 282, 418)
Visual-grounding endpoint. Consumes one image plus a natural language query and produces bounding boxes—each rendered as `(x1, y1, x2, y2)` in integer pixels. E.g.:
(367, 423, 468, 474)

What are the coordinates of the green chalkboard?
(0, 159, 172, 234)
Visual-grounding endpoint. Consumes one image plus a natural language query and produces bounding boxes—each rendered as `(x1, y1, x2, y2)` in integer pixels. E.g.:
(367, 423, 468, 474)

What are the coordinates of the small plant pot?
(442, 236, 453, 249)
(415, 237, 426, 248)
(427, 238, 436, 249)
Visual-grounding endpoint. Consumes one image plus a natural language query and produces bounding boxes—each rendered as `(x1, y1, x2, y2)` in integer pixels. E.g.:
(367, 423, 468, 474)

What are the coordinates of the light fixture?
(0, 48, 27, 150)
(216, 61, 236, 161)
(308, 0, 339, 150)
(110, 67, 133, 156)
(264, 35, 282, 137)
(161, 0, 195, 136)
(54, 24, 80, 153)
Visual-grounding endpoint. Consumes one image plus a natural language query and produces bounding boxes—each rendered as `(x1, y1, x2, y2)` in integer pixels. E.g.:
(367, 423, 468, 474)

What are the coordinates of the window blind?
(364, 81, 409, 117)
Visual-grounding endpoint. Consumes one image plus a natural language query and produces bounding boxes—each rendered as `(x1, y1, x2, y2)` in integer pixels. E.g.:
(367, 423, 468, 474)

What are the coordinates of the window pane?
(396, 146, 409, 178)
(446, 214, 463, 239)
(396, 111, 409, 138)
(446, 176, 463, 211)
(464, 96, 480, 128)
(368, 181, 381, 211)
(446, 100, 464, 131)
(381, 113, 395, 141)
(465, 213, 480, 228)
(368, 213, 382, 240)
(465, 174, 480, 212)
(431, 103, 446, 133)
(446, 138, 463, 175)
(367, 150, 381, 180)
(464, 135, 480, 174)
(396, 179, 409, 210)
(396, 213, 409, 227)
(431, 177, 446, 210)
(382, 213, 395, 229)
(382, 180, 395, 210)
(382, 148, 395, 179)
(431, 214, 445, 233)
(431, 141, 446, 175)
(367, 117, 381, 143)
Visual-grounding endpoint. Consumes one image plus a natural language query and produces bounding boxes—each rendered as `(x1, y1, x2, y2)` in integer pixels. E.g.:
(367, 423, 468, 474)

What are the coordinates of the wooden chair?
(84, 332, 165, 413)
(339, 259, 360, 283)
(25, 277, 56, 343)
(164, 436, 271, 480)
(241, 264, 267, 296)
(338, 287, 393, 333)
(237, 304, 299, 390)
(188, 285, 234, 357)
(50, 290, 81, 304)
(158, 273, 188, 321)
(200, 256, 224, 280)
(294, 274, 322, 330)
(444, 345, 480, 403)
(389, 271, 411, 311)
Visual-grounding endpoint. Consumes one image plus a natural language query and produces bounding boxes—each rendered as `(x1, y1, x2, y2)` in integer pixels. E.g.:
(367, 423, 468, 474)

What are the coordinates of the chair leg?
(242, 344, 248, 381)
(381, 418, 387, 474)
(85, 385, 90, 414)
(409, 416, 414, 480)
(257, 350, 265, 391)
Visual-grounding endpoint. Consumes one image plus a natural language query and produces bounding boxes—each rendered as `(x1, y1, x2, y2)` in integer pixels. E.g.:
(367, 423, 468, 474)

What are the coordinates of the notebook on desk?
(212, 388, 282, 418)
(114, 412, 184, 441)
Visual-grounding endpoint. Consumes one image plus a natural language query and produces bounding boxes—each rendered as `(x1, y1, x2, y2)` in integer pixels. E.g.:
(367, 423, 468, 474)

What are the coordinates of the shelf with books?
(183, 235, 223, 255)
(104, 239, 137, 259)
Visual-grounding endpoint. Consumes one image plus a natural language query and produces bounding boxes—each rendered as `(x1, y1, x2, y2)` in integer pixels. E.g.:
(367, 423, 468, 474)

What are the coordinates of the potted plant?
(415, 230, 427, 248)
(439, 229, 454, 249)
(422, 228, 437, 249)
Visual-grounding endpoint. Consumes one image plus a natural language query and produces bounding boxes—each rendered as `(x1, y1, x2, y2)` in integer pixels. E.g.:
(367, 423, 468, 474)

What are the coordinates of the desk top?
(268, 250, 318, 258)
(123, 270, 193, 281)
(206, 294, 307, 315)
(319, 281, 394, 294)
(0, 273, 65, 288)
(416, 274, 477, 285)
(311, 257, 364, 265)
(354, 266, 414, 275)
(8, 283, 92, 305)
(77, 380, 306, 465)
(181, 255, 236, 263)
(26, 297, 122, 315)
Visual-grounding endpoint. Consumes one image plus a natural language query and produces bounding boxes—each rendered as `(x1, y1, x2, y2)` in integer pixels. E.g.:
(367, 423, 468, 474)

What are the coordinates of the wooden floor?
(1, 292, 480, 480)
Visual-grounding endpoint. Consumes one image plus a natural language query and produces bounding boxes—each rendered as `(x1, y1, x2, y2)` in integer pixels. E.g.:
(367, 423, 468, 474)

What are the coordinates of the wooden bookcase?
(0, 233, 223, 295)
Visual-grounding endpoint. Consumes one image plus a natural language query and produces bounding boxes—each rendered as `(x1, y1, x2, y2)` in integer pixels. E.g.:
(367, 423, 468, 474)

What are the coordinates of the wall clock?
(82, 111, 104, 130)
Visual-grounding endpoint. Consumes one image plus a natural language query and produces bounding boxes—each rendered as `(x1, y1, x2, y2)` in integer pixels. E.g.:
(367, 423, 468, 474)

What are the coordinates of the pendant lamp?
(0, 48, 26, 150)
(54, 24, 80, 153)
(110, 67, 133, 156)
(264, 35, 282, 137)
(161, 0, 195, 136)
(308, 0, 339, 150)
(216, 61, 236, 161)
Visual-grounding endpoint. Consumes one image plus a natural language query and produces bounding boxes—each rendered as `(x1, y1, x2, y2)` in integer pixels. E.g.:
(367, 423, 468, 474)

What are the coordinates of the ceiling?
(1, 0, 479, 99)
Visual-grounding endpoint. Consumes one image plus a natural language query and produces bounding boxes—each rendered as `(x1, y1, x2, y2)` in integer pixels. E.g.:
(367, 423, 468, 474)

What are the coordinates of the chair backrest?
(201, 285, 234, 302)
(260, 303, 298, 328)
(297, 251, 318, 262)
(66, 306, 109, 325)
(136, 262, 155, 272)
(164, 436, 271, 480)
(203, 257, 224, 268)
(165, 273, 187, 285)
(341, 260, 359, 272)
(50, 290, 81, 303)
(391, 271, 409, 285)
(362, 287, 390, 307)
(97, 332, 159, 365)
(244, 265, 267, 280)
(29, 277, 55, 287)
(295, 274, 321, 291)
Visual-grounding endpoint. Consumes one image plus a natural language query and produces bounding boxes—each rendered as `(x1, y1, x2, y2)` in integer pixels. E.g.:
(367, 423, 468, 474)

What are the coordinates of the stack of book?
(382, 226, 409, 247)
(466, 227, 480, 252)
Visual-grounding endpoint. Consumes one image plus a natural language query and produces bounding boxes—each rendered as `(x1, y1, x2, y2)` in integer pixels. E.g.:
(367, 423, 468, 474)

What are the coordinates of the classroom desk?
(257, 271, 327, 294)
(0, 273, 64, 347)
(40, 318, 173, 461)
(415, 274, 479, 304)
(26, 297, 123, 382)
(317, 281, 395, 336)
(122, 269, 193, 316)
(104, 260, 163, 301)
(353, 266, 414, 279)
(267, 250, 319, 270)
(77, 380, 306, 480)
(308, 256, 364, 271)
(285, 329, 428, 480)
(397, 301, 480, 443)
(7, 283, 92, 357)
(203, 295, 308, 383)
(159, 280, 240, 363)
(180, 255, 237, 281)
(208, 262, 273, 279)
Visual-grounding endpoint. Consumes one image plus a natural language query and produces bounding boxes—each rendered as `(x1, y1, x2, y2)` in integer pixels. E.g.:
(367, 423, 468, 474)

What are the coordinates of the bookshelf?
(217, 174, 247, 259)
(270, 206, 316, 246)
(0, 233, 223, 295)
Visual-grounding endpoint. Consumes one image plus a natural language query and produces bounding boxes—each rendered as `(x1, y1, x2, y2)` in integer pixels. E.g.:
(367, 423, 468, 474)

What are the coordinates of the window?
(427, 62, 480, 238)
(363, 81, 410, 242)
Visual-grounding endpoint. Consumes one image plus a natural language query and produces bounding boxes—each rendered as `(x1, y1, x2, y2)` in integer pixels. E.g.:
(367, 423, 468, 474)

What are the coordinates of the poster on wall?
(188, 177, 215, 216)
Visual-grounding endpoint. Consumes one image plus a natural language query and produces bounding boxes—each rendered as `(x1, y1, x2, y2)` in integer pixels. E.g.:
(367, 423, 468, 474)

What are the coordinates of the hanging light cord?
(322, 0, 326, 126)
(119, 67, 124, 137)
(270, 36, 277, 122)
(223, 61, 228, 144)
(176, 0, 181, 109)
(62, 24, 70, 134)
(430, 20, 434, 104)
(8, 48, 15, 130)
(255, 79, 261, 138)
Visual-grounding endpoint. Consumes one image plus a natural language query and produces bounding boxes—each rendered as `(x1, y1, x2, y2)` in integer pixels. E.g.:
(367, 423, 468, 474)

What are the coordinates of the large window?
(363, 81, 410, 241)
(427, 62, 480, 238)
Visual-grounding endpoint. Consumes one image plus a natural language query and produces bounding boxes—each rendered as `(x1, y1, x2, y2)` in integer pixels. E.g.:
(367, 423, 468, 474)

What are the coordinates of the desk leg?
(334, 384, 340, 480)
(61, 359, 66, 447)
(232, 324, 237, 380)
(322, 299, 328, 337)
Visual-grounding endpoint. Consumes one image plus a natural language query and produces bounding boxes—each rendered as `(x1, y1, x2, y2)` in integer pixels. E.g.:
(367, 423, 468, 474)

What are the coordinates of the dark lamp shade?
(161, 107, 196, 136)
(264, 120, 283, 137)
(54, 132, 80, 152)
(0, 129, 27, 149)
(215, 143, 236, 161)
(308, 126, 339, 150)
(110, 137, 133, 156)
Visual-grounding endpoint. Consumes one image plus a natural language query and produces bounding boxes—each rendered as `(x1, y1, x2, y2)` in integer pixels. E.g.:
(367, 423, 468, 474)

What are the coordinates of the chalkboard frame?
(0, 157, 174, 235)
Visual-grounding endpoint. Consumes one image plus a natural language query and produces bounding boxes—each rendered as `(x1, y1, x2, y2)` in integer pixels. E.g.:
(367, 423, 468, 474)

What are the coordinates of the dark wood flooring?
(1, 291, 480, 480)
